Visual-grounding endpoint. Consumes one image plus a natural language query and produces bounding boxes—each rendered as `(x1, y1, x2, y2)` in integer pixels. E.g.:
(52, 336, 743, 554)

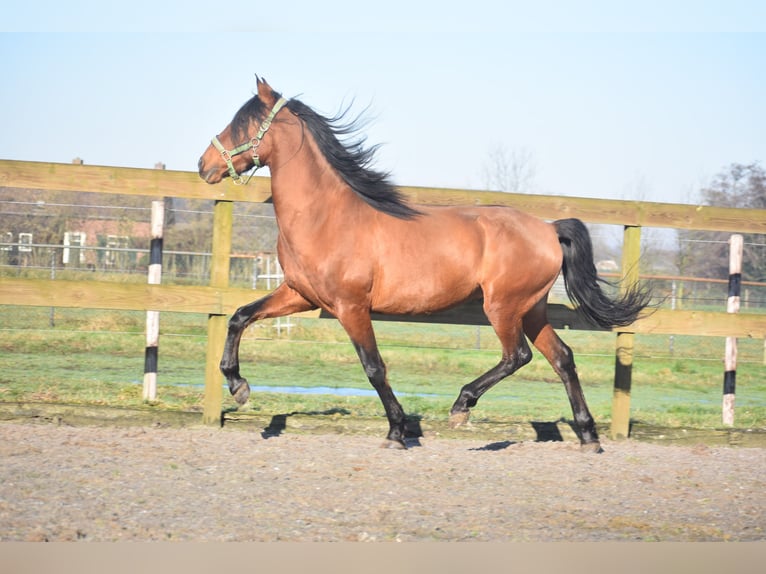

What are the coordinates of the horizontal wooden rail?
(3, 160, 766, 233)
(0, 160, 270, 203)
(2, 277, 765, 339)
(0, 277, 310, 317)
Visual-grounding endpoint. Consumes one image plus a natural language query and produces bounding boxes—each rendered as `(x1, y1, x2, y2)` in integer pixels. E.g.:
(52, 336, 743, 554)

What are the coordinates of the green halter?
(211, 96, 288, 185)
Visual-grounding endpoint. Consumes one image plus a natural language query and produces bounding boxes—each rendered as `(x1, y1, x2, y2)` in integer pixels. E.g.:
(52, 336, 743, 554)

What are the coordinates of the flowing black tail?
(554, 218, 653, 329)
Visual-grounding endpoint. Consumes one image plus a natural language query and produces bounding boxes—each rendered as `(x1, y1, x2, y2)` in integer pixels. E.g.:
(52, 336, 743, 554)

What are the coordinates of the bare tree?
(481, 144, 536, 193)
(679, 163, 766, 281)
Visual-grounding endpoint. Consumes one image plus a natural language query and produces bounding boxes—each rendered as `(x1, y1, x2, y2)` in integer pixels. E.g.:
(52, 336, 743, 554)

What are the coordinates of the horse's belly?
(371, 274, 479, 315)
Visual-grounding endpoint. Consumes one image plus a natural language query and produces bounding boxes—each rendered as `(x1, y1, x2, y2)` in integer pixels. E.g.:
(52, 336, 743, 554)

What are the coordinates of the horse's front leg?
(221, 284, 316, 405)
(336, 306, 407, 449)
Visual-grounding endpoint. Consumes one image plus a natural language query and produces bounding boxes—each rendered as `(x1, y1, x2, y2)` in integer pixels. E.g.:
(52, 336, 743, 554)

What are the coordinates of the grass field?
(1, 305, 765, 430)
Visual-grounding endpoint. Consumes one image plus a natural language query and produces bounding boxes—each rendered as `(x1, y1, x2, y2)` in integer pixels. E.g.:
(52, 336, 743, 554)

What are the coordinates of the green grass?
(1, 305, 765, 430)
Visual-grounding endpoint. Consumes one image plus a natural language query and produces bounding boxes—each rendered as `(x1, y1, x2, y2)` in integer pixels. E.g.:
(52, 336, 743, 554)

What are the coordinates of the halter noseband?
(211, 96, 288, 185)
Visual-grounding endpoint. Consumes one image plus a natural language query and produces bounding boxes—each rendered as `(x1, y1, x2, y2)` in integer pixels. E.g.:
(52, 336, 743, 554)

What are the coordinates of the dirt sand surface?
(1, 421, 764, 542)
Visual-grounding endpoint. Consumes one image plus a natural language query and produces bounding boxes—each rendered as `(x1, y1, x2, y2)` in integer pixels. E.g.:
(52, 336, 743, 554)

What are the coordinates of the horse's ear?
(256, 76, 276, 105)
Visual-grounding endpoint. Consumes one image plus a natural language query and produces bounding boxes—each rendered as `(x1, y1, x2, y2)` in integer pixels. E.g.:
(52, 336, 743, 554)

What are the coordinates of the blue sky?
(1, 2, 765, 203)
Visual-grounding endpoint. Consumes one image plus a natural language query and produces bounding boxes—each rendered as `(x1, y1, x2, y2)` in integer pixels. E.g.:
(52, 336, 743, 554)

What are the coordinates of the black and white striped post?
(722, 234, 743, 426)
(143, 200, 164, 402)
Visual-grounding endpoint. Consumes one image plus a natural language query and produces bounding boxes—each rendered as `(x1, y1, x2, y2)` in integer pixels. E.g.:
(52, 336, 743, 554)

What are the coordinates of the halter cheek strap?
(212, 96, 288, 185)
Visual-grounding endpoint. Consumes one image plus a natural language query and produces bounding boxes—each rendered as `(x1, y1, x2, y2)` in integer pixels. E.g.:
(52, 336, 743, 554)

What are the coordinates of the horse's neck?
(269, 130, 357, 238)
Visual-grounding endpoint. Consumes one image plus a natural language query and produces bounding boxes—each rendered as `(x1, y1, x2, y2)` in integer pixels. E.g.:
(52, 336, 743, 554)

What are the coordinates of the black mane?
(232, 95, 267, 143)
(232, 91, 421, 220)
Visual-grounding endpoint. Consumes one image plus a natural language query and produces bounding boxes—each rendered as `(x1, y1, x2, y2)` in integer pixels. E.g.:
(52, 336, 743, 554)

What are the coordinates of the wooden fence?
(2, 159, 766, 438)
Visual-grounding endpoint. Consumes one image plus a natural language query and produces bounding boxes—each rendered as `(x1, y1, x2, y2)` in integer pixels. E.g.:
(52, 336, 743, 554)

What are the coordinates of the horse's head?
(198, 77, 287, 184)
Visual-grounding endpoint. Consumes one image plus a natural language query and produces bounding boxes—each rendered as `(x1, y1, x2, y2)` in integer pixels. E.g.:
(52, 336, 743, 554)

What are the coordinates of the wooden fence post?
(722, 234, 743, 426)
(202, 200, 233, 425)
(611, 225, 641, 439)
(142, 200, 164, 401)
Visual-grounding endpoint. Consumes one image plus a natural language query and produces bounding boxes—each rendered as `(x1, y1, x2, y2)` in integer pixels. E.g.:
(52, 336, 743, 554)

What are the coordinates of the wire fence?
(3, 198, 766, 338)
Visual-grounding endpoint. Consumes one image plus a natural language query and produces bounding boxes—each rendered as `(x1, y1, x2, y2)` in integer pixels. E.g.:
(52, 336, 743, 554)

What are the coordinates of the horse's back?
(368, 204, 561, 314)
(421, 203, 561, 266)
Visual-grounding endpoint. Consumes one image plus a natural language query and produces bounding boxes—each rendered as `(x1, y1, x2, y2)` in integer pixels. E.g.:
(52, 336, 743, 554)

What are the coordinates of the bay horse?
(198, 77, 651, 452)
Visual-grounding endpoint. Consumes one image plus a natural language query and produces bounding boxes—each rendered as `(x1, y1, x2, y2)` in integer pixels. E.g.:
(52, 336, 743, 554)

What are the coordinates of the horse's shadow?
(228, 408, 578, 451)
(471, 419, 579, 451)
(258, 409, 424, 447)
(260, 408, 349, 439)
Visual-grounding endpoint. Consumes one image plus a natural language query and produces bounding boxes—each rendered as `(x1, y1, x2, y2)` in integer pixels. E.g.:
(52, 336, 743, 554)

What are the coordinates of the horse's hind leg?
(523, 301, 602, 452)
(449, 321, 532, 427)
(221, 284, 316, 405)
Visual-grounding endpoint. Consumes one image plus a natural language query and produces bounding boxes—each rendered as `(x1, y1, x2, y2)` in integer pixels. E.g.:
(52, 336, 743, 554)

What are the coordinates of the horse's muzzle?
(198, 156, 223, 184)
